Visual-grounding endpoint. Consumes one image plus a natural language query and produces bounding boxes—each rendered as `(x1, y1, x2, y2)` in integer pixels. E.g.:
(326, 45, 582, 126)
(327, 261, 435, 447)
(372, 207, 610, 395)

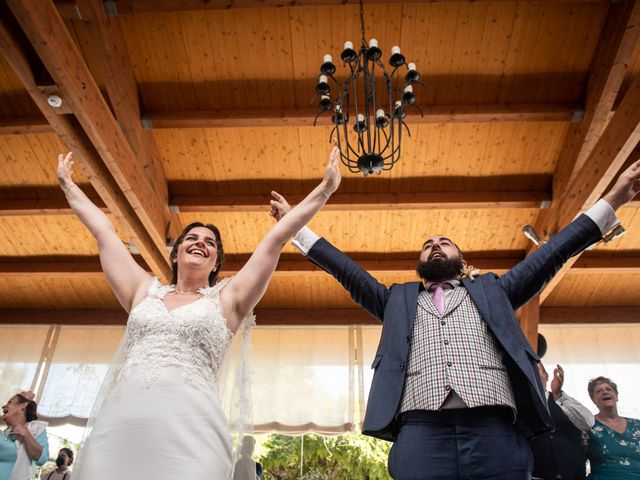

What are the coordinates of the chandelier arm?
(378, 125, 393, 155)
(312, 110, 330, 127)
(401, 120, 411, 137)
(407, 103, 425, 118)
(359, 0, 366, 48)
(366, 60, 376, 154)
(329, 126, 337, 143)
(350, 70, 369, 156)
(381, 141, 401, 162)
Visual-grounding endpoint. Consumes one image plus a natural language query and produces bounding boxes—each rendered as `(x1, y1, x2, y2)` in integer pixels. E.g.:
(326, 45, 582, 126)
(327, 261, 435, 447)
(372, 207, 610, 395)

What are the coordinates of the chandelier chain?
(359, 0, 367, 48)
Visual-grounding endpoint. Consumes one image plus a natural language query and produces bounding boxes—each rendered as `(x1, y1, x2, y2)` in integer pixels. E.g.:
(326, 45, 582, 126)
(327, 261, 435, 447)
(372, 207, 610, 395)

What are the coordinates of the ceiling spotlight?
(602, 224, 626, 244)
(522, 225, 546, 246)
(47, 94, 63, 108)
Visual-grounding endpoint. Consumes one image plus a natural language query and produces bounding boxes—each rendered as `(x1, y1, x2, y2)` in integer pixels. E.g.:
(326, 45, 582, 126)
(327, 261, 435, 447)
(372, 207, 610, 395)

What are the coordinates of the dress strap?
(146, 277, 173, 299)
(200, 276, 231, 299)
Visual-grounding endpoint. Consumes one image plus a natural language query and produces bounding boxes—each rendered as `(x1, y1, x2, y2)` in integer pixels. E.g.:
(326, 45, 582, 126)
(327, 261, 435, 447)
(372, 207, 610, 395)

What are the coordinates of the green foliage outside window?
(258, 432, 391, 480)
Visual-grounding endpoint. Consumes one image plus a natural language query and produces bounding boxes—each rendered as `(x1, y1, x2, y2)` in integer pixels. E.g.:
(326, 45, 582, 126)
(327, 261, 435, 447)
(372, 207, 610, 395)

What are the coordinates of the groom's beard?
(416, 256, 464, 283)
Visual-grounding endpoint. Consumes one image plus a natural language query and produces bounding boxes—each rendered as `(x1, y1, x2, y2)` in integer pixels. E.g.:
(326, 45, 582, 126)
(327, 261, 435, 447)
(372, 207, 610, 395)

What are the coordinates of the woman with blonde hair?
(587, 376, 640, 479)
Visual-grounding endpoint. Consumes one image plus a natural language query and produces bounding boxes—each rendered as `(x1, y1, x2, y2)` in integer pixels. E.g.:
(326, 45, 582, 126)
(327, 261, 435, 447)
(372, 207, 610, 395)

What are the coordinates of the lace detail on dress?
(116, 277, 235, 392)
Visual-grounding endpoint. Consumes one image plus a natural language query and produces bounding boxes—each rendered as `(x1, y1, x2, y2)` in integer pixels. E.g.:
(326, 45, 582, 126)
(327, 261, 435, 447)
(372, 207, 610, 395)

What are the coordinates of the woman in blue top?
(587, 376, 640, 479)
(1, 392, 49, 480)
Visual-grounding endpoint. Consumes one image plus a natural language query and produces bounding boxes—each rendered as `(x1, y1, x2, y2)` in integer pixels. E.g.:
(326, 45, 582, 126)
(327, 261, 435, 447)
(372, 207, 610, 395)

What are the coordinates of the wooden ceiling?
(1, 0, 640, 336)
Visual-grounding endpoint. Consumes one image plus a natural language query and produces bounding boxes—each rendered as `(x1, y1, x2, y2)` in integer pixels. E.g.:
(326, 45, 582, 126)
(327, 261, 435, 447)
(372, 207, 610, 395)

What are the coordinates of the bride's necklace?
(172, 284, 206, 295)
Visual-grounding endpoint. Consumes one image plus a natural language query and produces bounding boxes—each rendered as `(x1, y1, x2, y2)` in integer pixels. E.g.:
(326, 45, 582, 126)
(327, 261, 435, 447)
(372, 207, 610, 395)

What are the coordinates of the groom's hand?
(269, 191, 292, 222)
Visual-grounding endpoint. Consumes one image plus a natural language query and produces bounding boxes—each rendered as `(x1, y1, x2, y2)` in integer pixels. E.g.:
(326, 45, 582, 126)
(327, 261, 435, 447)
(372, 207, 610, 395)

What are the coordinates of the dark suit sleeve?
(307, 238, 391, 321)
(499, 214, 602, 310)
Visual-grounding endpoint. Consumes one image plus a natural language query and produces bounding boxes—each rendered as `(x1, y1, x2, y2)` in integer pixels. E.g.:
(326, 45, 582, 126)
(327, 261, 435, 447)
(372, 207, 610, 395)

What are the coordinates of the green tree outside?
(258, 433, 391, 480)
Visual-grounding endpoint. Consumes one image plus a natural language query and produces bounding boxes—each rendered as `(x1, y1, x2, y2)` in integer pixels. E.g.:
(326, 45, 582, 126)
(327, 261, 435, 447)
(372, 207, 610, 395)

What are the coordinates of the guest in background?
(530, 364, 594, 479)
(233, 436, 263, 480)
(0, 391, 49, 480)
(40, 448, 73, 480)
(587, 376, 640, 479)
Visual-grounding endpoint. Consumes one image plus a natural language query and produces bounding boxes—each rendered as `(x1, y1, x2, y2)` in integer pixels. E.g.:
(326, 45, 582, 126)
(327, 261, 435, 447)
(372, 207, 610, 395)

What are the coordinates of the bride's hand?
(57, 152, 75, 191)
(320, 146, 341, 196)
(269, 191, 292, 222)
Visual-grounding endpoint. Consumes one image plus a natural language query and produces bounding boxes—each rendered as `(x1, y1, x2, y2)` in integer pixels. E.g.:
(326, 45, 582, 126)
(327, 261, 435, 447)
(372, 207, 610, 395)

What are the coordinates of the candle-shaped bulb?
(318, 75, 328, 84)
(319, 95, 332, 110)
(357, 113, 365, 122)
(395, 100, 402, 109)
(344, 41, 353, 50)
(391, 46, 401, 55)
(404, 85, 413, 93)
(323, 54, 333, 63)
(376, 109, 385, 118)
(408, 62, 416, 71)
(368, 38, 378, 48)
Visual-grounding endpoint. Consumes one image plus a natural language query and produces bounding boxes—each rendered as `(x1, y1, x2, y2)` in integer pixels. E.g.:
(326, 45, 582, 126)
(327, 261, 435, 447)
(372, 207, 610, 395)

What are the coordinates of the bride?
(57, 147, 341, 479)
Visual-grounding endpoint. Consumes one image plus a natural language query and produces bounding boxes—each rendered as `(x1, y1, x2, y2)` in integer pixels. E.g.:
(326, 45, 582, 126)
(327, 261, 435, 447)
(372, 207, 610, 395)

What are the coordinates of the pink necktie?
(429, 282, 453, 314)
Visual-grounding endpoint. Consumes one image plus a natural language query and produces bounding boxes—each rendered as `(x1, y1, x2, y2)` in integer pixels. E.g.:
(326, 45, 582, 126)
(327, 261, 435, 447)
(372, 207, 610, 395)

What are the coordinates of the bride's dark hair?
(169, 222, 224, 286)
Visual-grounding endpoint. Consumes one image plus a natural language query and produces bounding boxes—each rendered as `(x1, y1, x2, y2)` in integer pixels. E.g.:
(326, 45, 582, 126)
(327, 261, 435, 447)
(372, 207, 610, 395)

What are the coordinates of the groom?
(270, 160, 640, 479)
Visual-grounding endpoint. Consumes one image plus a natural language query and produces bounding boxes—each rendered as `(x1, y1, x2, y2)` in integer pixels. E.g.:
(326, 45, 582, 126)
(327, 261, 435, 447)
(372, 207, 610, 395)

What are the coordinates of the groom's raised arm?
(500, 158, 640, 309)
(269, 192, 391, 321)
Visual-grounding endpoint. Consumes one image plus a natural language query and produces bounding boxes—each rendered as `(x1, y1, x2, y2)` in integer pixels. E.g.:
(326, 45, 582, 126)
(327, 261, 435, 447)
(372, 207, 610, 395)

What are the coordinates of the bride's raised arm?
(221, 146, 341, 332)
(57, 152, 152, 312)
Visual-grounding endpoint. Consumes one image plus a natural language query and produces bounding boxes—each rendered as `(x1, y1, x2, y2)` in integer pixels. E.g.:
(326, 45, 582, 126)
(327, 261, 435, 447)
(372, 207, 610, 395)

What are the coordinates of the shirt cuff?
(584, 199, 620, 234)
(291, 226, 321, 256)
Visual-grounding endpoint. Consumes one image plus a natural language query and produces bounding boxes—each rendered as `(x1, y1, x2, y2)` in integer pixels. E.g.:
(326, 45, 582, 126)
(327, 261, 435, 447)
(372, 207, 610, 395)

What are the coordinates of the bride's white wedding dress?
(74, 278, 241, 479)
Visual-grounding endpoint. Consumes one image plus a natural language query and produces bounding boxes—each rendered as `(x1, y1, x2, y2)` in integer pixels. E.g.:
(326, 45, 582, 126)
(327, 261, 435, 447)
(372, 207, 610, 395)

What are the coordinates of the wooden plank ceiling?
(1, 0, 640, 334)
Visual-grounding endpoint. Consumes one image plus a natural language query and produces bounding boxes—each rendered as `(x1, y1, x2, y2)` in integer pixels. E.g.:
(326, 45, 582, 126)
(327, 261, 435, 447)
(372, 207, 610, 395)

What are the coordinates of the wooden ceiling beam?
(5, 0, 174, 277)
(173, 190, 550, 212)
(0, 183, 551, 215)
(534, 74, 640, 303)
(541, 306, 640, 324)
(55, 0, 609, 19)
(0, 255, 148, 276)
(0, 116, 52, 135)
(0, 103, 579, 136)
(0, 2, 172, 280)
(552, 0, 640, 202)
(5, 252, 640, 276)
(145, 104, 579, 129)
(0, 306, 635, 326)
(0, 253, 518, 276)
(517, 294, 540, 349)
(0, 198, 106, 216)
(74, 0, 180, 240)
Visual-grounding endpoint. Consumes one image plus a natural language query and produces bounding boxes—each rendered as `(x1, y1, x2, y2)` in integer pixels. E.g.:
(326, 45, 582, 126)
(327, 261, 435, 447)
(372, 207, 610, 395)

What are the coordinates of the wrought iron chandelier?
(312, 0, 424, 176)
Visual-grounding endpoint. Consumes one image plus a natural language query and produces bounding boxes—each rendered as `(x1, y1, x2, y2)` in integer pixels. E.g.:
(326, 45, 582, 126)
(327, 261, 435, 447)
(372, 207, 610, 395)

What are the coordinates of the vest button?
(447, 361, 452, 367)
(400, 362, 405, 370)
(444, 340, 449, 345)
(440, 320, 446, 326)
(445, 385, 451, 391)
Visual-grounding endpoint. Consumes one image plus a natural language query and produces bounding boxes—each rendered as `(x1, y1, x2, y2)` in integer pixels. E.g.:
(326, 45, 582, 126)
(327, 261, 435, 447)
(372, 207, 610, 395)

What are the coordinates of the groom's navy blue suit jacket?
(306, 214, 602, 442)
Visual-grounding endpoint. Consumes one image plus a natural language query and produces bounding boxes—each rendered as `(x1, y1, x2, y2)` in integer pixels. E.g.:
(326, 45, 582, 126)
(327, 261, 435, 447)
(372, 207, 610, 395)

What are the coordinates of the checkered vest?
(399, 285, 516, 412)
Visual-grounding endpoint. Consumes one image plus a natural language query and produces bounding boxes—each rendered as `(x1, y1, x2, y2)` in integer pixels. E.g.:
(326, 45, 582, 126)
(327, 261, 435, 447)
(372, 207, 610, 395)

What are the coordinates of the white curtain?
(247, 326, 358, 434)
(4, 323, 640, 432)
(0, 325, 52, 404)
(37, 326, 125, 426)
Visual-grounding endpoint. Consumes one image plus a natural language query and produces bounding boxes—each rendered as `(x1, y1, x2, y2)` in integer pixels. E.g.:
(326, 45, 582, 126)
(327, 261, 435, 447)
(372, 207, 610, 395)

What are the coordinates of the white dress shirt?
(548, 390, 595, 432)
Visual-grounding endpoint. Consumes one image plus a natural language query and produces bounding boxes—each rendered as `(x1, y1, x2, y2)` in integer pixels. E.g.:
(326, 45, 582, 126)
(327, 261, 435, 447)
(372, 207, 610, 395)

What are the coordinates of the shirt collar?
(423, 279, 460, 290)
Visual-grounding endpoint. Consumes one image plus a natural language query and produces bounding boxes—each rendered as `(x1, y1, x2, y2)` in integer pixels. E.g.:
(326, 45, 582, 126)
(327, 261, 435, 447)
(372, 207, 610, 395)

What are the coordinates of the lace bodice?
(117, 277, 235, 391)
